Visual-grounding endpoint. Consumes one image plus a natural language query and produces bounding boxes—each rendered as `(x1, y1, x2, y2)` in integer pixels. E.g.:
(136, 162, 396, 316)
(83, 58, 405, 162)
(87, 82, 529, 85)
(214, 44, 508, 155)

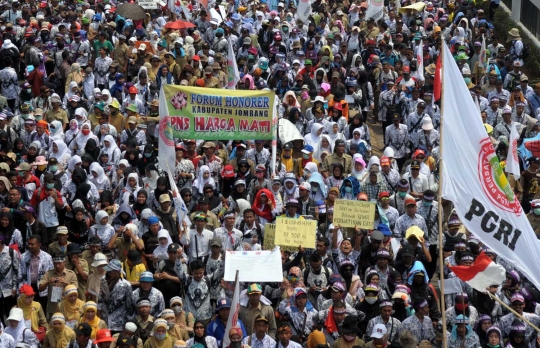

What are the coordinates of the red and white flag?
(448, 252, 506, 292)
(415, 40, 424, 82)
(223, 271, 240, 348)
(506, 122, 521, 180)
(433, 54, 442, 101)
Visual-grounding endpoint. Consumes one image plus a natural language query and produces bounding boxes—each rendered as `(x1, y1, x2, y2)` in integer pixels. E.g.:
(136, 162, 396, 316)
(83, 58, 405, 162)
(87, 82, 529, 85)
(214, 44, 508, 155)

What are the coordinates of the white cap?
(91, 253, 108, 267)
(383, 147, 395, 158)
(278, 2, 284, 6)
(371, 323, 387, 339)
(139, 43, 147, 50)
(125, 322, 138, 333)
(299, 182, 311, 191)
(421, 116, 434, 131)
(7, 308, 24, 322)
(210, 19, 219, 25)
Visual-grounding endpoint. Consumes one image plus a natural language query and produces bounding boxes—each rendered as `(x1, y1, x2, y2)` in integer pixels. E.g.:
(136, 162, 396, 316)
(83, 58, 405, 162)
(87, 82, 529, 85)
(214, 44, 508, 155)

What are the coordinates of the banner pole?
(271, 98, 278, 176)
(487, 292, 540, 333)
(437, 44, 448, 348)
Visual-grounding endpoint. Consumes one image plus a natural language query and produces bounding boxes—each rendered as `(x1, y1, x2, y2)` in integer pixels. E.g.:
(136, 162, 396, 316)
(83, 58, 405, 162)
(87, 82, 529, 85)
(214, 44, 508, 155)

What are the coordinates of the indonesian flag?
(227, 38, 240, 89)
(506, 122, 521, 180)
(433, 54, 442, 101)
(415, 40, 424, 82)
(448, 252, 506, 292)
(479, 34, 487, 69)
(223, 271, 240, 348)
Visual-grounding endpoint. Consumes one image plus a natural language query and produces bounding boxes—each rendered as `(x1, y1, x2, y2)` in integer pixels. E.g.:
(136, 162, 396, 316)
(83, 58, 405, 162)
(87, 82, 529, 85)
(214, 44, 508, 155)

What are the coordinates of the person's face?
(488, 332, 500, 345)
(218, 307, 230, 320)
(377, 257, 388, 268)
(335, 142, 345, 154)
(85, 308, 96, 321)
(254, 321, 268, 336)
(248, 292, 261, 305)
(481, 320, 493, 332)
(53, 261, 65, 273)
(456, 324, 466, 337)
(316, 241, 327, 254)
(8, 320, 19, 329)
(328, 190, 338, 200)
(406, 204, 417, 215)
(295, 293, 307, 307)
(333, 311, 346, 324)
(9, 189, 20, 203)
(140, 281, 152, 292)
(278, 329, 292, 344)
(192, 267, 204, 282)
(57, 233, 68, 243)
(512, 301, 525, 314)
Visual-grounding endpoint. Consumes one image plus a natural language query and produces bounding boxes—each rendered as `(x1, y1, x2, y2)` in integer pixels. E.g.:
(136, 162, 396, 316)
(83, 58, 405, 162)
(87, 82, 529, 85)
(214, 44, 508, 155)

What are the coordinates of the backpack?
(385, 94, 403, 122)
(52, 171, 65, 191)
(514, 40, 530, 60)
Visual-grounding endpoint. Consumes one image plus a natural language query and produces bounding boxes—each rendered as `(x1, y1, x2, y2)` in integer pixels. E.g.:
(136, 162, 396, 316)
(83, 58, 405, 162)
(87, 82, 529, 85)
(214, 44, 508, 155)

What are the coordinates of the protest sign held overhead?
(334, 199, 376, 229)
(263, 224, 298, 252)
(275, 218, 317, 247)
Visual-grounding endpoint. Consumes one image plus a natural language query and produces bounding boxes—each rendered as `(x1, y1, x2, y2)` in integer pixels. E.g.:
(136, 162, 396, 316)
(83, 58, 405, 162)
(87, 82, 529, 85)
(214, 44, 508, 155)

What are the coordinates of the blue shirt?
(207, 318, 248, 348)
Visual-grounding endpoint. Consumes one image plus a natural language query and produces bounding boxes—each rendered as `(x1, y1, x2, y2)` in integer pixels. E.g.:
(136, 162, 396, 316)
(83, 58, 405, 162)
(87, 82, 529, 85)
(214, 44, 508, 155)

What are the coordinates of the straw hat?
(507, 28, 521, 42)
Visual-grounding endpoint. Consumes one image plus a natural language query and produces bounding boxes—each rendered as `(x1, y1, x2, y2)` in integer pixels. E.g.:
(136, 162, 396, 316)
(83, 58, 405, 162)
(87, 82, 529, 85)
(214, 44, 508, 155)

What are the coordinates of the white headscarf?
(4, 308, 25, 342)
(93, 210, 110, 231)
(193, 165, 215, 194)
(66, 81, 79, 101)
(90, 162, 108, 185)
(68, 155, 82, 173)
(103, 134, 119, 161)
(101, 89, 112, 105)
(314, 134, 332, 161)
(125, 173, 141, 194)
(153, 229, 173, 258)
(144, 168, 159, 193)
(304, 123, 323, 147)
(74, 121, 97, 151)
(51, 139, 70, 161)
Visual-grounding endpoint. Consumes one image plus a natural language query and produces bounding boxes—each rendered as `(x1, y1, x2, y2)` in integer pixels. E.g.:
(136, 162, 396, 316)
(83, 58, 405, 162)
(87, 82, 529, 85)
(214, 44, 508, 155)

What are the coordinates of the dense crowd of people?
(0, 0, 538, 347)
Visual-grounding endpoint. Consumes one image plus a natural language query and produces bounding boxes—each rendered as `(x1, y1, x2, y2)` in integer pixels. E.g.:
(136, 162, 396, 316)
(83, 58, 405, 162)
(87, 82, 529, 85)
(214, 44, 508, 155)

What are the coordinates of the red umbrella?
(164, 20, 196, 30)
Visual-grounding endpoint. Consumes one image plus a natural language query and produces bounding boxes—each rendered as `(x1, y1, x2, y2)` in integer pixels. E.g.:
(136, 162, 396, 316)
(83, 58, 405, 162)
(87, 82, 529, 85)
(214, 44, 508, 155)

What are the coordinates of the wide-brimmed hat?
(507, 28, 521, 42)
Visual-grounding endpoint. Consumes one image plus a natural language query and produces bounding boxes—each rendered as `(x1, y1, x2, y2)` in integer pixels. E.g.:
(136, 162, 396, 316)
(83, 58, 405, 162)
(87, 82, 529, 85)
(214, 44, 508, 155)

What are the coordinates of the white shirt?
(180, 229, 213, 260)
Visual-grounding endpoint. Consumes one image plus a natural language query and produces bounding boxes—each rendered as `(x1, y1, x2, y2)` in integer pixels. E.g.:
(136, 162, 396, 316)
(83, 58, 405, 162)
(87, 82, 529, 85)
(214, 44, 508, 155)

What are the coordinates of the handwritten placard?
(138, 0, 157, 9)
(333, 199, 376, 229)
(263, 224, 297, 252)
(223, 249, 283, 282)
(275, 218, 317, 247)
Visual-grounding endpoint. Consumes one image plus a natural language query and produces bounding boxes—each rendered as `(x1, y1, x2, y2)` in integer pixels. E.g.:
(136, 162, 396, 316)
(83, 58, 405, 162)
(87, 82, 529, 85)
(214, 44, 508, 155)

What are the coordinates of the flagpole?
(487, 292, 540, 333)
(437, 44, 448, 348)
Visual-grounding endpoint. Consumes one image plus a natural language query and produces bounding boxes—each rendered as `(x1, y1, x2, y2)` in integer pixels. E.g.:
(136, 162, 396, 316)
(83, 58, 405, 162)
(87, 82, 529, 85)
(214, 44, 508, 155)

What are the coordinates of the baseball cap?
(371, 324, 387, 339)
(75, 323, 92, 337)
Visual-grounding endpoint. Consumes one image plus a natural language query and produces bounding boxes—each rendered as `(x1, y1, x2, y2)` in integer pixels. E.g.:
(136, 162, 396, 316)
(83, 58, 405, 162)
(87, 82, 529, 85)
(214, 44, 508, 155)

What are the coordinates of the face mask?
(256, 172, 264, 179)
(302, 154, 310, 160)
(283, 154, 291, 159)
(167, 322, 175, 329)
(154, 333, 166, 341)
(312, 186, 318, 192)
(46, 183, 55, 189)
(464, 77, 471, 84)
(534, 208, 540, 215)
(455, 302, 469, 311)
(398, 192, 407, 198)
(343, 335, 356, 342)
(288, 275, 299, 283)
(365, 296, 378, 304)
(70, 124, 77, 130)
(35, 115, 42, 121)
(27, 89, 31, 93)
(81, 129, 90, 135)
(344, 187, 352, 193)
(172, 307, 182, 314)
(423, 201, 432, 207)
(21, 113, 29, 119)
(18, 172, 25, 177)
(49, 165, 58, 172)
(144, 153, 152, 158)
(287, 17, 292, 21)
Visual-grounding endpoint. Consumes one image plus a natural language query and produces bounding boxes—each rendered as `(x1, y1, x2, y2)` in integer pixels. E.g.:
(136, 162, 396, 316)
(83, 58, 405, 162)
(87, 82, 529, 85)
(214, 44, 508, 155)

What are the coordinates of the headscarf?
(339, 176, 361, 198)
(80, 301, 101, 339)
(4, 309, 26, 342)
(50, 120, 64, 139)
(50, 313, 73, 348)
(93, 210, 111, 231)
(314, 134, 332, 161)
(305, 123, 323, 147)
(350, 154, 366, 179)
(17, 294, 40, 332)
(193, 165, 215, 194)
(132, 189, 149, 218)
(75, 122, 97, 151)
(192, 320, 208, 348)
(65, 81, 79, 101)
(89, 162, 108, 186)
(252, 189, 276, 222)
(51, 139, 70, 161)
(308, 172, 327, 200)
(102, 135, 119, 161)
(0, 212, 15, 240)
(109, 73, 125, 96)
(58, 285, 84, 322)
(101, 90, 112, 106)
(112, 204, 137, 228)
(145, 167, 160, 192)
(450, 315, 473, 340)
(304, 162, 318, 175)
(153, 229, 173, 258)
(68, 155, 82, 174)
(289, 287, 314, 312)
(285, 268, 305, 296)
(148, 319, 173, 348)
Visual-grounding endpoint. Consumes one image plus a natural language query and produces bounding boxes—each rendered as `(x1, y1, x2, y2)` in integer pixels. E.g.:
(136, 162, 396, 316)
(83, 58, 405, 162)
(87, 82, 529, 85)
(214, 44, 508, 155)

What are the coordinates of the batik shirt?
(277, 300, 318, 337)
(394, 214, 428, 241)
(381, 169, 400, 194)
(205, 256, 224, 300)
(132, 287, 165, 317)
(175, 258, 224, 321)
(213, 228, 243, 251)
(367, 316, 402, 344)
(18, 250, 54, 297)
(445, 330, 480, 348)
(246, 148, 271, 167)
(400, 315, 435, 344)
(384, 124, 409, 159)
(242, 333, 276, 348)
(0, 246, 19, 298)
(0, 67, 20, 99)
(416, 201, 439, 246)
(331, 249, 361, 274)
(98, 278, 135, 331)
(445, 306, 479, 328)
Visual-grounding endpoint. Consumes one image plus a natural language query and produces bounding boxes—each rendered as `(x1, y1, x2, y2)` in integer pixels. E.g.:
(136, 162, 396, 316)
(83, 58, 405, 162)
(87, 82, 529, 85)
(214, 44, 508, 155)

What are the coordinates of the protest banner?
(138, 0, 157, 9)
(333, 199, 376, 229)
(263, 224, 297, 252)
(223, 248, 283, 282)
(275, 218, 317, 248)
(160, 85, 276, 140)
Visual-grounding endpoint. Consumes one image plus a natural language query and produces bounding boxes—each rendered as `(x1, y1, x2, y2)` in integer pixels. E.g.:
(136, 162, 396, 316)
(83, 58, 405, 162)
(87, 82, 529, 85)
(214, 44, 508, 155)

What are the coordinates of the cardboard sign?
(138, 0, 157, 9)
(223, 248, 283, 282)
(263, 224, 297, 252)
(275, 218, 317, 248)
(333, 199, 376, 229)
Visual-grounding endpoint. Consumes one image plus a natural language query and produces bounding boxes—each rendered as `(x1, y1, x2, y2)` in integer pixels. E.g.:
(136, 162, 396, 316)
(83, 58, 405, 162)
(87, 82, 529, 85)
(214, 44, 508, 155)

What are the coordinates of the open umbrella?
(164, 19, 196, 30)
(116, 3, 147, 20)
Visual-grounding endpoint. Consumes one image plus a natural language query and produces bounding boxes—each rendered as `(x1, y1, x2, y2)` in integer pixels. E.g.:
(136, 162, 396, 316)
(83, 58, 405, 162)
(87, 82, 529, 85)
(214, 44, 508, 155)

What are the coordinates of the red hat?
(20, 284, 36, 296)
(274, 33, 282, 41)
(379, 191, 390, 199)
(405, 197, 416, 206)
(175, 143, 186, 151)
(221, 165, 235, 178)
(94, 329, 115, 344)
(366, 40, 376, 46)
(128, 86, 138, 94)
(380, 156, 390, 166)
(402, 66, 411, 73)
(25, 28, 34, 37)
(192, 55, 200, 61)
(332, 102, 343, 111)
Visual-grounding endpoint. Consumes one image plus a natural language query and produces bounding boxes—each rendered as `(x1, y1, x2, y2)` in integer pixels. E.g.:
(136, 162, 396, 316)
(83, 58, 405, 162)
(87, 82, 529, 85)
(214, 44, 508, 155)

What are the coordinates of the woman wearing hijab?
(5, 308, 40, 347)
(50, 140, 71, 171)
(153, 229, 173, 263)
(0, 212, 23, 250)
(132, 190, 150, 219)
(57, 285, 85, 329)
(308, 172, 327, 202)
(144, 318, 176, 348)
(120, 172, 142, 206)
(143, 165, 160, 195)
(186, 320, 218, 348)
(112, 204, 138, 229)
(67, 155, 83, 175)
(83, 139, 101, 162)
(26, 141, 43, 165)
(0, 131, 13, 153)
(283, 174, 299, 202)
(43, 313, 76, 348)
(49, 120, 65, 143)
(137, 143, 158, 175)
(313, 135, 333, 162)
(72, 121, 98, 156)
(109, 74, 125, 101)
(339, 176, 361, 200)
(350, 154, 367, 181)
(89, 210, 115, 253)
(304, 123, 324, 148)
(16, 284, 48, 340)
(64, 120, 80, 148)
(64, 167, 100, 207)
(99, 135, 121, 167)
(0, 176, 12, 209)
(63, 81, 80, 108)
(66, 207, 91, 245)
(192, 165, 216, 198)
(325, 122, 345, 147)
(78, 301, 106, 339)
(252, 189, 277, 225)
(89, 162, 111, 193)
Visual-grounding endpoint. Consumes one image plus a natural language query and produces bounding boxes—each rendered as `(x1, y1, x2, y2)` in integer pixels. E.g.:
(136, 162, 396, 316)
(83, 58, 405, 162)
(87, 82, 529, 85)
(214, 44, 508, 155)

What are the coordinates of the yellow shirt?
(123, 262, 146, 282)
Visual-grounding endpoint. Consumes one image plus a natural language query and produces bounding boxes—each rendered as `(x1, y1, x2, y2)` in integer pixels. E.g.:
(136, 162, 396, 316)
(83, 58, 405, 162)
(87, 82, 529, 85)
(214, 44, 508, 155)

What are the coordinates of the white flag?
(506, 122, 521, 180)
(415, 40, 424, 82)
(479, 34, 487, 69)
(223, 272, 240, 348)
(227, 39, 240, 89)
(366, 0, 384, 21)
(158, 86, 176, 174)
(440, 41, 540, 290)
(297, 0, 311, 23)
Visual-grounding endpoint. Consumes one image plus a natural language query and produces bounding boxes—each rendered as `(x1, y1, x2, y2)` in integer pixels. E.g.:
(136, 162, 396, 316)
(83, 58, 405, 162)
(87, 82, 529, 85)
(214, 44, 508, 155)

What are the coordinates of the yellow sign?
(263, 224, 297, 252)
(275, 218, 317, 247)
(333, 199, 376, 229)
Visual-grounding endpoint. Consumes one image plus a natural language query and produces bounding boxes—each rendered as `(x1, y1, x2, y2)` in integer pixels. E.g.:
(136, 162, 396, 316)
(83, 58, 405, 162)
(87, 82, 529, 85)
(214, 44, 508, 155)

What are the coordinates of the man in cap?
(240, 284, 277, 338)
(153, 194, 181, 243)
(120, 115, 146, 151)
(394, 197, 428, 242)
(202, 65, 222, 88)
(132, 271, 165, 317)
(499, 293, 540, 343)
(39, 252, 78, 313)
(493, 106, 519, 139)
(401, 299, 436, 344)
(321, 139, 352, 177)
(73, 323, 93, 348)
(45, 94, 68, 130)
(122, 86, 145, 116)
(99, 259, 135, 332)
(82, 236, 102, 273)
(110, 323, 144, 348)
(402, 160, 429, 199)
(197, 141, 223, 185)
(182, 211, 214, 260)
(65, 243, 89, 301)
(112, 35, 129, 74)
(242, 315, 276, 347)
(207, 298, 248, 346)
